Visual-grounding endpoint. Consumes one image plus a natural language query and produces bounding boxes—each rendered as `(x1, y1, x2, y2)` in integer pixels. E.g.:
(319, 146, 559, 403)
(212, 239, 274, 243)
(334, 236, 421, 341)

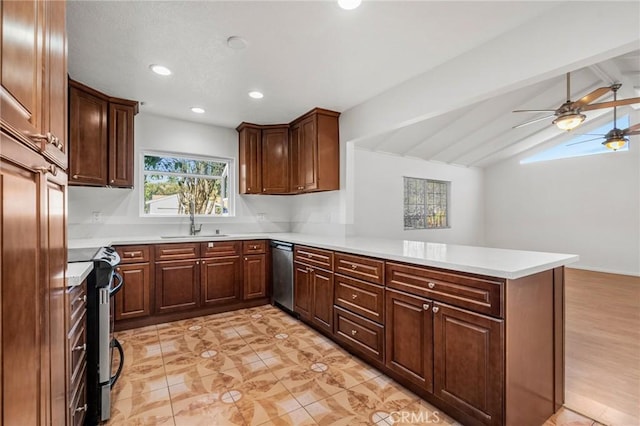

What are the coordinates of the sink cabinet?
(201, 241, 242, 306)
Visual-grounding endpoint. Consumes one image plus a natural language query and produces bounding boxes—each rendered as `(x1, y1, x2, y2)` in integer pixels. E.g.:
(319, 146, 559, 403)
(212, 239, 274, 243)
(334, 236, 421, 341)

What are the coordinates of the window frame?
(403, 176, 451, 230)
(140, 150, 235, 218)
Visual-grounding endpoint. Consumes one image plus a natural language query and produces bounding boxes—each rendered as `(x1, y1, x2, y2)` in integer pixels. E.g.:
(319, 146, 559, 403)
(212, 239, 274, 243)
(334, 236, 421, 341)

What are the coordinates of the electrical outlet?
(91, 211, 102, 223)
(257, 213, 266, 222)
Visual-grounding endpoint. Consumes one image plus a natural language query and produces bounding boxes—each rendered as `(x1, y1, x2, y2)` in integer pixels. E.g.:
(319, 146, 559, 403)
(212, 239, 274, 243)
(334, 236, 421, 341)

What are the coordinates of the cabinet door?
(300, 115, 318, 191)
(45, 171, 67, 426)
(238, 126, 261, 194)
(261, 127, 289, 194)
(289, 123, 303, 192)
(294, 261, 312, 320)
(68, 85, 108, 186)
(114, 263, 151, 320)
(1, 0, 44, 140)
(311, 268, 334, 334)
(108, 102, 135, 187)
(41, 0, 67, 169)
(433, 303, 504, 426)
(202, 256, 242, 306)
(155, 260, 200, 313)
(243, 254, 266, 300)
(1, 134, 47, 426)
(385, 289, 433, 392)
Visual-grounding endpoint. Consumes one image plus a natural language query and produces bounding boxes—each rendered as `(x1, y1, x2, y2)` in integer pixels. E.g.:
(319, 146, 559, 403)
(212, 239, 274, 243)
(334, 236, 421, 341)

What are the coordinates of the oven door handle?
(110, 272, 124, 296)
(110, 338, 124, 387)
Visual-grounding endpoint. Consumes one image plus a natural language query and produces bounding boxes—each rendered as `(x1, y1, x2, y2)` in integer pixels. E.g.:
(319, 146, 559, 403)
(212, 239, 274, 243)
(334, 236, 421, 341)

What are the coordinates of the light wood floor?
(564, 268, 640, 426)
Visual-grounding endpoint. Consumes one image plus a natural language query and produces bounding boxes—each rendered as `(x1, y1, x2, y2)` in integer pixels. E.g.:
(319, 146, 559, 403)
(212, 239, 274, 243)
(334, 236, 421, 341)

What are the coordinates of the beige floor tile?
(172, 392, 244, 426)
(348, 375, 420, 413)
(599, 406, 640, 426)
(112, 370, 168, 403)
(168, 373, 231, 405)
(543, 407, 597, 426)
(107, 387, 174, 425)
(257, 406, 317, 426)
(233, 382, 302, 426)
(304, 389, 387, 426)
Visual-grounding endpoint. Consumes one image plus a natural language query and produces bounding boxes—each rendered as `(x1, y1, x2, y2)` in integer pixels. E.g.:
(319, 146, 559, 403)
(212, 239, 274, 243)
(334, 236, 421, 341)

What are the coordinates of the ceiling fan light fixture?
(553, 113, 586, 131)
(338, 0, 362, 10)
(602, 136, 628, 151)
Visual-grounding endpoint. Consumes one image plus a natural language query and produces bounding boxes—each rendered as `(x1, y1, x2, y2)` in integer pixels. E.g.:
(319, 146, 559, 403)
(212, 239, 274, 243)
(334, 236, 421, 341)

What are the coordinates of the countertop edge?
(67, 262, 93, 287)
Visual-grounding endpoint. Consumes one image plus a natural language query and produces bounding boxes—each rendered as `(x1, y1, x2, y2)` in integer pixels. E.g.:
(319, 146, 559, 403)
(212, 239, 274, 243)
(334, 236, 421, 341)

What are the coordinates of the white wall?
(352, 149, 484, 245)
(484, 144, 640, 276)
(68, 113, 292, 238)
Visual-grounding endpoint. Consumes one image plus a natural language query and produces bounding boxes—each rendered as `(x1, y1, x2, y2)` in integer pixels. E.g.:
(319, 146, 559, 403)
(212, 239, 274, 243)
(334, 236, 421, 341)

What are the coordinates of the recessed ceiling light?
(227, 36, 248, 50)
(149, 64, 172, 76)
(248, 91, 264, 99)
(191, 107, 205, 114)
(338, 0, 362, 10)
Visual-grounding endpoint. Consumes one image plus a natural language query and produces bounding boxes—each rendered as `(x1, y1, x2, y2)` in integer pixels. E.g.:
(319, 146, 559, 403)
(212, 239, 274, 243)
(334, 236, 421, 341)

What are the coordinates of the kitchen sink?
(160, 234, 229, 239)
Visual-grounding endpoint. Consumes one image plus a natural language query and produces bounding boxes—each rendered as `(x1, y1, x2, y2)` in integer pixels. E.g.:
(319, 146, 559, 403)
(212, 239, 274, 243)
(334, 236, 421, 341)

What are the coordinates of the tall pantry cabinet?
(1, 0, 69, 425)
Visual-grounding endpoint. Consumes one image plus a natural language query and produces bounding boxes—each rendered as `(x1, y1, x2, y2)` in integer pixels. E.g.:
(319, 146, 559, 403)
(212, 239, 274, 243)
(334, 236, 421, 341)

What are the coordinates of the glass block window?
(404, 177, 450, 229)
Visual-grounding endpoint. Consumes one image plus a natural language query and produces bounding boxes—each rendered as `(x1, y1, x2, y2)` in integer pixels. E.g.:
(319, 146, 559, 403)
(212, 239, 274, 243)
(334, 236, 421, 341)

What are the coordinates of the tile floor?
(108, 304, 601, 426)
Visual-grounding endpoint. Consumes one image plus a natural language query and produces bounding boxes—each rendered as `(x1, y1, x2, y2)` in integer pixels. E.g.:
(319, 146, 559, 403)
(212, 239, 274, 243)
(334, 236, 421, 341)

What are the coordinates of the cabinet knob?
(351, 330, 357, 336)
(116, 267, 121, 272)
(196, 261, 200, 265)
(35, 164, 57, 176)
(351, 294, 358, 300)
(351, 264, 357, 269)
(423, 304, 430, 311)
(75, 404, 88, 413)
(428, 282, 436, 289)
(73, 343, 86, 352)
(245, 257, 248, 261)
(110, 179, 115, 183)
(432, 306, 440, 313)
(247, 187, 251, 191)
(79, 295, 87, 303)
(72, 174, 79, 179)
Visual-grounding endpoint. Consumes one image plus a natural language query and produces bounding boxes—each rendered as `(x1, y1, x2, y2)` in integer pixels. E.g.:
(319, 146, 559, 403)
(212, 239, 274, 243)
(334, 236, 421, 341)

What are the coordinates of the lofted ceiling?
(67, 1, 640, 169)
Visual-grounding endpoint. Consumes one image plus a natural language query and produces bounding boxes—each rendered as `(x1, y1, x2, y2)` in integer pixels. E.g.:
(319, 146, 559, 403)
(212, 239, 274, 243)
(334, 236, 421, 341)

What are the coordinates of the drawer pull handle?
(351, 264, 357, 269)
(78, 295, 87, 303)
(75, 404, 88, 413)
(351, 294, 358, 300)
(73, 343, 86, 352)
(432, 306, 440, 313)
(351, 330, 357, 336)
(72, 174, 79, 179)
(423, 304, 430, 311)
(428, 282, 436, 289)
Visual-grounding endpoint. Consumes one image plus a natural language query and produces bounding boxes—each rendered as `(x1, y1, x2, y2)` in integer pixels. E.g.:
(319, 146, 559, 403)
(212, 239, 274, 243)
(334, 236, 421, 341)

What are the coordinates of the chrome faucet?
(189, 200, 202, 236)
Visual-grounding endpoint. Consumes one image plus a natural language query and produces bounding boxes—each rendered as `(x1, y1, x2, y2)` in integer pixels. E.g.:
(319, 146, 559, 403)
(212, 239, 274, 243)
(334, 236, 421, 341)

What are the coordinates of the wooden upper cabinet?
(1, 0, 67, 168)
(290, 108, 340, 193)
(237, 124, 262, 194)
(68, 79, 137, 187)
(108, 102, 135, 187)
(69, 83, 108, 185)
(261, 126, 289, 194)
(41, 0, 68, 169)
(236, 108, 339, 195)
(1, 0, 44, 141)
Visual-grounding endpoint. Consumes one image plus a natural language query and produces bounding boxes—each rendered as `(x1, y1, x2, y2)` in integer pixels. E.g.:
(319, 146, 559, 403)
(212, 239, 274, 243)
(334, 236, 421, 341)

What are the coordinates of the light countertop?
(67, 262, 93, 287)
(69, 232, 578, 280)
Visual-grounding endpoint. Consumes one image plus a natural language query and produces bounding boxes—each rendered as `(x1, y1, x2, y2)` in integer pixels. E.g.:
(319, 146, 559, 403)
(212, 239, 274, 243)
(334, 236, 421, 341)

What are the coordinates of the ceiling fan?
(566, 84, 640, 151)
(513, 72, 640, 131)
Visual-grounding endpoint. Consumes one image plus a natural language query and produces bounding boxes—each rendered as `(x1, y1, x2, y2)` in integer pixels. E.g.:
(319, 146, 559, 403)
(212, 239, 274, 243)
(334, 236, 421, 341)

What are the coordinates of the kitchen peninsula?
(69, 233, 577, 426)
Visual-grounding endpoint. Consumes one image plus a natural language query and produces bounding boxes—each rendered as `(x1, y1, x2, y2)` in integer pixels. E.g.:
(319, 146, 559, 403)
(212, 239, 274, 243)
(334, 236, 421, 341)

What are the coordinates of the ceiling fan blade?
(622, 123, 640, 133)
(582, 97, 640, 111)
(512, 114, 555, 129)
(626, 131, 640, 136)
(566, 137, 604, 146)
(571, 86, 611, 108)
(513, 109, 556, 113)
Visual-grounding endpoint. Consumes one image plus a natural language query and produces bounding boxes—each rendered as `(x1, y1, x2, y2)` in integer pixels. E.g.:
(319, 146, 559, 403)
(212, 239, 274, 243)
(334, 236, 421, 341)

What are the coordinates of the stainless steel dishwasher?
(271, 241, 294, 313)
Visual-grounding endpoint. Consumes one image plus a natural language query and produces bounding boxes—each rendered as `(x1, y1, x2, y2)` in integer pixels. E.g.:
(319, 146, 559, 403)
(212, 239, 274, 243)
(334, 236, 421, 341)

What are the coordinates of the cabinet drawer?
(243, 240, 267, 254)
(69, 364, 87, 426)
(334, 274, 384, 324)
(116, 245, 150, 263)
(335, 252, 384, 285)
(68, 310, 86, 389)
(201, 241, 241, 257)
(294, 245, 334, 271)
(155, 243, 200, 261)
(386, 262, 504, 317)
(67, 283, 87, 327)
(334, 306, 384, 362)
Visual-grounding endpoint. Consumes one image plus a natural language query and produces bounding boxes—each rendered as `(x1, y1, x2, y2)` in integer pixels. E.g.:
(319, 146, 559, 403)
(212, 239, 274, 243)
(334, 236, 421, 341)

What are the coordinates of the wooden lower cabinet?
(311, 267, 334, 333)
(433, 303, 504, 426)
(385, 288, 434, 392)
(155, 260, 200, 313)
(294, 262, 312, 320)
(67, 281, 87, 426)
(202, 255, 242, 306)
(115, 263, 151, 320)
(243, 254, 267, 300)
